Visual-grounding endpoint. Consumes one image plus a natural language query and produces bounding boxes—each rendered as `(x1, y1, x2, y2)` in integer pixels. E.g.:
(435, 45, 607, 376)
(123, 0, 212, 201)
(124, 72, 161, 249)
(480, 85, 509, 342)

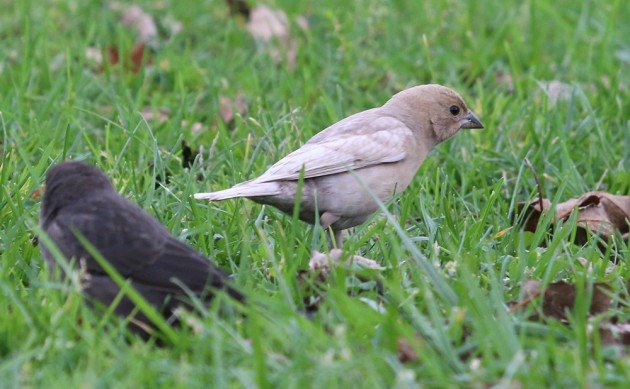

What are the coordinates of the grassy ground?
(1, 0, 629, 387)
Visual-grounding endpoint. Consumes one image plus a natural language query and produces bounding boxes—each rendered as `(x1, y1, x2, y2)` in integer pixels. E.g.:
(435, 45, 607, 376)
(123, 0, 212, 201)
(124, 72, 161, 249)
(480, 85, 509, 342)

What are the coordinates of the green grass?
(1, 0, 629, 387)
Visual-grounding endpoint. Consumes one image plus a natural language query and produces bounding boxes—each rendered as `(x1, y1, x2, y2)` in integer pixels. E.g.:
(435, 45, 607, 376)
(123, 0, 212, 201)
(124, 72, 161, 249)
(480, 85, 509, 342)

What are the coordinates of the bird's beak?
(460, 111, 484, 129)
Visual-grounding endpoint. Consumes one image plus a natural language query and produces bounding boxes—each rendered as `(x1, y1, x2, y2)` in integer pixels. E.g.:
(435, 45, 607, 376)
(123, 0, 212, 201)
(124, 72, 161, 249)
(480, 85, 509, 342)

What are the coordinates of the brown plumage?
(40, 162, 243, 335)
(195, 84, 483, 247)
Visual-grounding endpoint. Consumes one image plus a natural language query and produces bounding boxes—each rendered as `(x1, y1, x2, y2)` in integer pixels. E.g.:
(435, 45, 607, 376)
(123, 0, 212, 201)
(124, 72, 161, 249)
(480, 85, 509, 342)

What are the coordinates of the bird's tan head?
(383, 84, 483, 144)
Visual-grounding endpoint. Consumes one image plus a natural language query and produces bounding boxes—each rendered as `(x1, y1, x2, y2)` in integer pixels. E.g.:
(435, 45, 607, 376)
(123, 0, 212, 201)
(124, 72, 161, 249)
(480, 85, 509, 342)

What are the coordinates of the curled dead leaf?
(538, 80, 573, 105)
(308, 249, 384, 274)
(397, 338, 419, 363)
(181, 140, 199, 169)
(109, 2, 158, 46)
(495, 70, 514, 93)
(226, 0, 250, 18)
(106, 42, 152, 73)
(511, 280, 621, 322)
(219, 95, 248, 125)
(30, 185, 45, 200)
(511, 280, 630, 346)
(246, 5, 299, 69)
(246, 5, 289, 42)
(141, 107, 171, 124)
(599, 323, 630, 346)
(516, 191, 630, 244)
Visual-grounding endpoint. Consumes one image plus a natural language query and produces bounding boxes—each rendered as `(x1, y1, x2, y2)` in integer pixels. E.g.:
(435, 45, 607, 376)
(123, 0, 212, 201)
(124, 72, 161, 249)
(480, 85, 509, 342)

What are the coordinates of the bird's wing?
(45, 196, 238, 299)
(253, 115, 414, 183)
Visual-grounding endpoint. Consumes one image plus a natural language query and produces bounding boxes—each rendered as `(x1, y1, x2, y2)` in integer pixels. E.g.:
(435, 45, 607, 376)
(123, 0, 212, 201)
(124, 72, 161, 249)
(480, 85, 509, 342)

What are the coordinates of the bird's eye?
(449, 105, 460, 116)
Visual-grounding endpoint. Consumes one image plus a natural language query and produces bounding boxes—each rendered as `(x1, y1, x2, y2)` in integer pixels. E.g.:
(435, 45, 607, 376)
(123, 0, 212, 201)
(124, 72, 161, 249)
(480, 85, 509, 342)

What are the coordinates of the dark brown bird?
(40, 161, 243, 334)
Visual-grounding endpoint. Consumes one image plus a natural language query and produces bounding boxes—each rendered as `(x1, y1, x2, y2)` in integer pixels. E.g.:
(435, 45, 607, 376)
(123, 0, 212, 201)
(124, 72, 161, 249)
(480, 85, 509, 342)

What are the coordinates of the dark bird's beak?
(460, 111, 484, 129)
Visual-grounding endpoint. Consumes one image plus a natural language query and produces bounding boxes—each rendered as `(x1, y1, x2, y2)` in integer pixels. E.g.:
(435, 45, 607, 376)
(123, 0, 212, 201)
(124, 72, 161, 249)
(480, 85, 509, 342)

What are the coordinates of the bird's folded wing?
(253, 116, 414, 183)
(48, 201, 217, 292)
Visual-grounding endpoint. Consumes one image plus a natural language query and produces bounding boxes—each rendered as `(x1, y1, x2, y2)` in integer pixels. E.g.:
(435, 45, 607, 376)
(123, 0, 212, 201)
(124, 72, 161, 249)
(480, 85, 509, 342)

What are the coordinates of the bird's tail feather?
(194, 182, 280, 201)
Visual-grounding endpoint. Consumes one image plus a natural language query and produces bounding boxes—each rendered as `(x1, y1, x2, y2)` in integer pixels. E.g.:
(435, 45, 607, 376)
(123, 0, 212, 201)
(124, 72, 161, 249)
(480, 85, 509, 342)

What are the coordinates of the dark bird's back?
(40, 161, 243, 334)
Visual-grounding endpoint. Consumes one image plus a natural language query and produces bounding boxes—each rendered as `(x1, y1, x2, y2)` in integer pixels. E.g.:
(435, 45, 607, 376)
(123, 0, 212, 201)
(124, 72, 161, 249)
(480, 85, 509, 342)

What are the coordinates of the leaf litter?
(510, 279, 629, 346)
(226, 2, 309, 69)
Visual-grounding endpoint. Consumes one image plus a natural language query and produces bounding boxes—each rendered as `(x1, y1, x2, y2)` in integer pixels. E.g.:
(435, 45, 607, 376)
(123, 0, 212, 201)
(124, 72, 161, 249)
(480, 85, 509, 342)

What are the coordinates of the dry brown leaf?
(511, 280, 613, 322)
(295, 15, 309, 31)
(105, 42, 152, 73)
(109, 3, 158, 46)
(495, 70, 514, 93)
(397, 338, 419, 363)
(517, 191, 630, 243)
(511, 280, 630, 346)
(246, 5, 290, 42)
(246, 5, 298, 69)
(85, 47, 104, 67)
(141, 107, 171, 124)
(30, 185, 45, 200)
(308, 249, 384, 273)
(539, 80, 573, 105)
(162, 16, 183, 37)
(226, 0, 250, 17)
(181, 140, 199, 170)
(599, 323, 630, 346)
(181, 120, 208, 136)
(219, 95, 248, 124)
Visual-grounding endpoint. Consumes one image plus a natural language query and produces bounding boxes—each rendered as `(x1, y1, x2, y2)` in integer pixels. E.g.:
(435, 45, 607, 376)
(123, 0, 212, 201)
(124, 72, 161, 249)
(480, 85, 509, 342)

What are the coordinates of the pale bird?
(195, 84, 483, 248)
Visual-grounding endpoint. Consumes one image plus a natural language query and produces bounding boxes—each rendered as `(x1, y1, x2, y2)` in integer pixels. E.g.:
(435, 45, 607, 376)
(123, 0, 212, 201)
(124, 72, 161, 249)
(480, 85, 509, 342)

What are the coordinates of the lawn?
(1, 0, 628, 387)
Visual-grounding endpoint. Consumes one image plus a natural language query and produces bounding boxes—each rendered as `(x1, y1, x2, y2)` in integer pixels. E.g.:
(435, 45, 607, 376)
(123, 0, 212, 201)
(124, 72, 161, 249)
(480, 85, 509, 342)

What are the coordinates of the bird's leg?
(323, 228, 343, 250)
(320, 212, 341, 249)
(333, 229, 343, 249)
(324, 228, 341, 250)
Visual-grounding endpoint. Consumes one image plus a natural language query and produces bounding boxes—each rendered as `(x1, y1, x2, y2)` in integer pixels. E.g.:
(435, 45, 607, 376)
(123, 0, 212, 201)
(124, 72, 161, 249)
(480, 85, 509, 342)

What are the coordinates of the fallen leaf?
(181, 140, 199, 169)
(30, 185, 45, 200)
(219, 95, 248, 125)
(109, 2, 158, 46)
(599, 323, 630, 345)
(225, 0, 250, 17)
(246, 5, 289, 42)
(516, 191, 630, 244)
(295, 15, 309, 31)
(495, 70, 514, 93)
(246, 5, 298, 69)
(511, 280, 613, 322)
(85, 47, 104, 67)
(106, 42, 152, 73)
(297, 249, 385, 315)
(162, 16, 183, 37)
(538, 80, 573, 105)
(141, 107, 171, 124)
(397, 338, 419, 363)
(615, 49, 630, 64)
(510, 279, 630, 346)
(181, 120, 208, 136)
(308, 249, 385, 273)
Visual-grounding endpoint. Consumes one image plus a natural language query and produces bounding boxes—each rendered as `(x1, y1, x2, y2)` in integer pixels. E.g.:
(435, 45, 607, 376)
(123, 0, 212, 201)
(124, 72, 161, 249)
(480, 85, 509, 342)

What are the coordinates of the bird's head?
(383, 84, 483, 144)
(41, 161, 114, 219)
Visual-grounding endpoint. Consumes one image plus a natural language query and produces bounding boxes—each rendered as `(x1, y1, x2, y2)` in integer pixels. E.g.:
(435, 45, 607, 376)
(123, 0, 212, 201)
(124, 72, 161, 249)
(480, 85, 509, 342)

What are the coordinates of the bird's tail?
(194, 181, 280, 201)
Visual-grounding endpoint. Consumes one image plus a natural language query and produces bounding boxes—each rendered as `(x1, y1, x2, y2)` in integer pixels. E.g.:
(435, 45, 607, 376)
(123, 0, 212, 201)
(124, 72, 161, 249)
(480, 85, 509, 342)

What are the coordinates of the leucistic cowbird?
(40, 161, 243, 334)
(195, 84, 483, 248)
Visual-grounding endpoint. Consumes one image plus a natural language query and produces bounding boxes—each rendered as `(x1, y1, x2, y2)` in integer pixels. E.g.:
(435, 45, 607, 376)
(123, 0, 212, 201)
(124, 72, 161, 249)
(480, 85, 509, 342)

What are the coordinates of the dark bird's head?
(41, 161, 115, 220)
(384, 84, 484, 144)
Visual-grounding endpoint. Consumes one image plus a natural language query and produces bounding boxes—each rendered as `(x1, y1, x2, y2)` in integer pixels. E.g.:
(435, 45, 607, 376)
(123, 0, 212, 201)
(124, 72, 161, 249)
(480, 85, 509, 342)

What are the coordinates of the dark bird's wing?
(42, 193, 243, 320)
